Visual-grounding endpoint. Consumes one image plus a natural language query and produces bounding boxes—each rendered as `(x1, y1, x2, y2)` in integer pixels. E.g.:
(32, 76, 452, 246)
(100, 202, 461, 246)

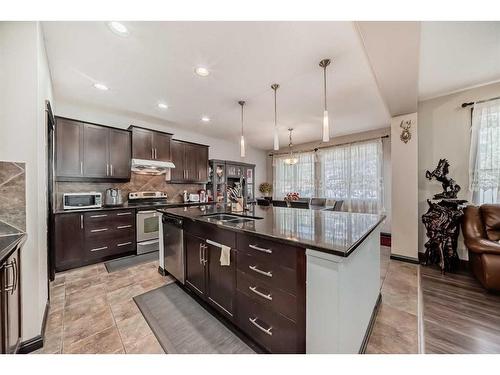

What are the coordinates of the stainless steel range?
(129, 191, 168, 254)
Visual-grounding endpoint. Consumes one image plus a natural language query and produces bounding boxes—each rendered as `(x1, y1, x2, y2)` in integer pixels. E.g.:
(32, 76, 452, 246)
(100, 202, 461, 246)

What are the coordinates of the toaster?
(188, 193, 200, 202)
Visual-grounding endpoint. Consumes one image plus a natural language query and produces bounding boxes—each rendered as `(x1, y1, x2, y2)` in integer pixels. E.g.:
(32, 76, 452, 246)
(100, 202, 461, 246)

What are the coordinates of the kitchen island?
(158, 203, 385, 354)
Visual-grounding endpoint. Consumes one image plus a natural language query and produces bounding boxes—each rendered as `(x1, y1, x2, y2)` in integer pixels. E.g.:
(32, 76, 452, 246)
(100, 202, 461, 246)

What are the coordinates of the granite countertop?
(0, 222, 27, 263)
(159, 203, 385, 257)
(54, 201, 216, 214)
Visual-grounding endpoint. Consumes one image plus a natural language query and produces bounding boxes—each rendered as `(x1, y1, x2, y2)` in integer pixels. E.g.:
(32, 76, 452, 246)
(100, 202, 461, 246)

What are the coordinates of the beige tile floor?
(34, 260, 174, 354)
(34, 246, 418, 354)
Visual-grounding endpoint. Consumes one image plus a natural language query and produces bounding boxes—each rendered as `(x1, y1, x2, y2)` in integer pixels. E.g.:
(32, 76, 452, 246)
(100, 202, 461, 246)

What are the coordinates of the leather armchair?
(462, 205, 500, 291)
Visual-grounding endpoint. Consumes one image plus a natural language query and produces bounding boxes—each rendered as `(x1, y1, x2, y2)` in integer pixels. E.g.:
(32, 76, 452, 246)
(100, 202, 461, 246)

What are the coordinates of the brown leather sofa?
(462, 204, 500, 291)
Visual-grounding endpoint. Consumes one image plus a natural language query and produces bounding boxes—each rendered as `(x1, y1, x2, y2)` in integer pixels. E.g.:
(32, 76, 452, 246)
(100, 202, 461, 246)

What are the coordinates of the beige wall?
(418, 81, 500, 259)
(54, 100, 268, 190)
(265, 127, 392, 233)
(0, 21, 53, 341)
(391, 112, 419, 260)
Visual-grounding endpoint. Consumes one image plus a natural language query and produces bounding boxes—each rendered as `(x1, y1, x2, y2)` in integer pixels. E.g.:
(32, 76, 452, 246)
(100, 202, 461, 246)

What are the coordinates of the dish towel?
(219, 245, 231, 266)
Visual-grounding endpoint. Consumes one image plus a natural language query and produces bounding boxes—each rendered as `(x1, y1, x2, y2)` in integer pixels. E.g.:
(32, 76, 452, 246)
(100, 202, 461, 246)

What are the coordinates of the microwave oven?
(63, 192, 102, 210)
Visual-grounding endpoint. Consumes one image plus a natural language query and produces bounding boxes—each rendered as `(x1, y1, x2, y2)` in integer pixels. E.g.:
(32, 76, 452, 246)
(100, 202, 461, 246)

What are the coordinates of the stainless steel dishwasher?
(160, 214, 185, 284)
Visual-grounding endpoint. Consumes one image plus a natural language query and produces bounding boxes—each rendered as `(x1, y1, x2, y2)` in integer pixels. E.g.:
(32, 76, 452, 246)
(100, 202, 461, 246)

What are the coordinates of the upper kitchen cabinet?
(170, 139, 209, 183)
(55, 117, 131, 181)
(129, 126, 172, 162)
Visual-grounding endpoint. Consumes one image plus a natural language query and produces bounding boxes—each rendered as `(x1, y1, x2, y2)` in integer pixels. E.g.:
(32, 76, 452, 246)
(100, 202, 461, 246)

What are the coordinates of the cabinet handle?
(90, 246, 108, 252)
(249, 244, 272, 254)
(154, 148, 157, 159)
(249, 265, 272, 278)
(151, 148, 154, 159)
(117, 242, 132, 247)
(90, 228, 108, 233)
(199, 243, 203, 265)
(116, 212, 132, 216)
(110, 164, 113, 176)
(203, 244, 207, 265)
(3, 261, 15, 293)
(80, 161, 83, 175)
(117, 225, 132, 229)
(90, 214, 107, 218)
(80, 214, 84, 229)
(106, 164, 109, 176)
(12, 258, 18, 294)
(249, 317, 273, 336)
(249, 286, 273, 301)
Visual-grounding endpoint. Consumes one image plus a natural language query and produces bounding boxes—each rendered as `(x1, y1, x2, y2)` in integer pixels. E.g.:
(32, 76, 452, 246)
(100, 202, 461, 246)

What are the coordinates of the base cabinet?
(183, 226, 306, 353)
(1, 240, 23, 354)
(54, 209, 136, 272)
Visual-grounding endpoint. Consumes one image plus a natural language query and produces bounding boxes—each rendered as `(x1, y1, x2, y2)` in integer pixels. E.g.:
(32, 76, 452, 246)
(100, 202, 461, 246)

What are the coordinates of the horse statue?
(425, 159, 461, 200)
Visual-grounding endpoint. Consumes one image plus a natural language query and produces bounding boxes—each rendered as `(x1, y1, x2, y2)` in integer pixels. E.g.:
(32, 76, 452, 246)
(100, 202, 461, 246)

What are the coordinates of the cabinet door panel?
(109, 128, 131, 179)
(170, 140, 185, 181)
(56, 118, 82, 177)
(132, 128, 153, 160)
(83, 124, 108, 177)
(207, 244, 235, 318)
(6, 249, 21, 353)
(196, 146, 209, 182)
(54, 213, 84, 271)
(153, 132, 171, 161)
(184, 143, 198, 181)
(184, 233, 206, 296)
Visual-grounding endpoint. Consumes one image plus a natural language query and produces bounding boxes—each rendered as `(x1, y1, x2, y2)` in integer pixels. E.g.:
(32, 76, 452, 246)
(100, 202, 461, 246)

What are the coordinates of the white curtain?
(469, 98, 500, 204)
(273, 152, 315, 199)
(318, 139, 383, 214)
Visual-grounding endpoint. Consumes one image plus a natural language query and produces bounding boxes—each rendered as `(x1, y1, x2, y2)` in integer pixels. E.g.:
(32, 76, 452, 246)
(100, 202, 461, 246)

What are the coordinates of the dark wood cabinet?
(206, 242, 235, 318)
(184, 232, 206, 297)
(171, 140, 209, 183)
(130, 126, 172, 162)
(1, 239, 23, 354)
(55, 117, 131, 181)
(54, 209, 135, 272)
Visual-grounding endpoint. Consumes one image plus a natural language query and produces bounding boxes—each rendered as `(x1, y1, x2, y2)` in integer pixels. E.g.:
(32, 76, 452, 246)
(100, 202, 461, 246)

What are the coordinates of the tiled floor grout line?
(107, 289, 127, 354)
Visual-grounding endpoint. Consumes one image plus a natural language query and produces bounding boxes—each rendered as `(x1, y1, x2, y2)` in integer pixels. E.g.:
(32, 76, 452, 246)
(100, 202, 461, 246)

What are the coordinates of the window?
(469, 98, 500, 204)
(318, 139, 383, 213)
(272, 139, 384, 214)
(273, 152, 315, 199)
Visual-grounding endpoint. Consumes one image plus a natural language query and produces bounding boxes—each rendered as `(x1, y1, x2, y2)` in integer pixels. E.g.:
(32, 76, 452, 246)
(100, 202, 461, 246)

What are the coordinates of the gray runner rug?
(133, 283, 255, 354)
(104, 251, 159, 273)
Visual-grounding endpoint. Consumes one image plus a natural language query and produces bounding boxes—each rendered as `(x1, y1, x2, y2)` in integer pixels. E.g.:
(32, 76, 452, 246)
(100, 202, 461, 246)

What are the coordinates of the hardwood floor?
(421, 265, 500, 354)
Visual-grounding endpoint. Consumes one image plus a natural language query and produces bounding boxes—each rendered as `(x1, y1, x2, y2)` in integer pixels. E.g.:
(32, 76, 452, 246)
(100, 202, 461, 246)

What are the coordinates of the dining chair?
(333, 200, 344, 211)
(272, 200, 288, 207)
(290, 200, 310, 209)
(257, 198, 270, 206)
(310, 198, 326, 207)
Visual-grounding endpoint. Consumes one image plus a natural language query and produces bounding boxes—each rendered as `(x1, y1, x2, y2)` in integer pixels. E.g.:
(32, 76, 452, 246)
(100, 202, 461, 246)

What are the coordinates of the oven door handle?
(137, 210, 158, 214)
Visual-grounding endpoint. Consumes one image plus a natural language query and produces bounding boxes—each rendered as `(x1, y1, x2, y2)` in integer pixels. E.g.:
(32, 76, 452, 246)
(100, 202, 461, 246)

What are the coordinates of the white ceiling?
(42, 21, 390, 150)
(419, 21, 500, 100)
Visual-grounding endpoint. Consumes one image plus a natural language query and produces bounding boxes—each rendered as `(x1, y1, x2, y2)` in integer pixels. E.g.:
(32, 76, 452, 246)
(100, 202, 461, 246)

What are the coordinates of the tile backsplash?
(0, 161, 26, 231)
(55, 173, 203, 210)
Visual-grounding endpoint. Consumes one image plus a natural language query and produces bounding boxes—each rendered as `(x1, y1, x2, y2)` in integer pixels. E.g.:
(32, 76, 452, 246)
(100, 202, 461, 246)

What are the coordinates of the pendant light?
(284, 128, 298, 165)
(271, 83, 280, 151)
(239, 100, 246, 158)
(319, 58, 331, 142)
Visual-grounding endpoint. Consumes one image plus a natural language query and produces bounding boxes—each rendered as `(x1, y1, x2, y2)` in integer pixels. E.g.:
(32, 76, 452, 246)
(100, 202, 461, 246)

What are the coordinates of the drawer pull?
(90, 214, 107, 218)
(116, 212, 132, 216)
(249, 286, 273, 301)
(117, 242, 132, 247)
(117, 225, 132, 229)
(249, 265, 272, 278)
(90, 246, 108, 252)
(249, 244, 272, 254)
(249, 317, 273, 336)
(90, 228, 108, 233)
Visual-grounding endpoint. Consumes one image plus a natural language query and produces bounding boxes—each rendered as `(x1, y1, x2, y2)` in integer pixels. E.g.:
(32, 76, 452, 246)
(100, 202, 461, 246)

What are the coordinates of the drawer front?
(85, 235, 135, 259)
(84, 210, 135, 230)
(184, 221, 236, 248)
(236, 291, 301, 353)
(237, 252, 297, 295)
(237, 233, 300, 270)
(236, 270, 297, 322)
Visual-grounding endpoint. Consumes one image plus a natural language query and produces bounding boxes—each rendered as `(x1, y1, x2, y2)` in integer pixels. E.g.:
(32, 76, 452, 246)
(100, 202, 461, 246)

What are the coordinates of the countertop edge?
(0, 233, 27, 263)
(54, 201, 217, 214)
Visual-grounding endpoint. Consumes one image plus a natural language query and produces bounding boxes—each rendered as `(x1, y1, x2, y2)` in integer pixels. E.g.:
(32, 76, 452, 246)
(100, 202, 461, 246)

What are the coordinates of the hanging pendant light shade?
(319, 58, 331, 143)
(239, 100, 246, 158)
(284, 128, 298, 165)
(271, 83, 280, 151)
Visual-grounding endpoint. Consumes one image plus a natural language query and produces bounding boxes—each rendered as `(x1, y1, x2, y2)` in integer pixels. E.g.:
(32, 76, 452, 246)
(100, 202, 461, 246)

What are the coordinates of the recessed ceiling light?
(194, 67, 210, 77)
(93, 83, 109, 91)
(108, 21, 129, 36)
(158, 103, 168, 109)
(201, 116, 210, 123)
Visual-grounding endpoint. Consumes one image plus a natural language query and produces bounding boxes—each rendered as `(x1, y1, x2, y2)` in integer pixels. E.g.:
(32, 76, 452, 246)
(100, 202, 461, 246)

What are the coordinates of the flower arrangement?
(259, 182, 273, 197)
(285, 192, 300, 201)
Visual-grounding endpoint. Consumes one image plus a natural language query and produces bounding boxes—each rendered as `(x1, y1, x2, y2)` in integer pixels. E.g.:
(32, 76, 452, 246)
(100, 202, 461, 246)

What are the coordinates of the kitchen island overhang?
(158, 203, 385, 354)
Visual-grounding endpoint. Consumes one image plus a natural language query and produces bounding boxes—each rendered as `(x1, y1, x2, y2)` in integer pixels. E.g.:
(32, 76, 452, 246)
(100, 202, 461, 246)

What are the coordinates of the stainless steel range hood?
(131, 158, 175, 176)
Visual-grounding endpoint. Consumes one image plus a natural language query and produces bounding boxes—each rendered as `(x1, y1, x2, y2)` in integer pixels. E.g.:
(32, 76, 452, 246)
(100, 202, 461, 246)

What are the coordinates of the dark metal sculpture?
(425, 158, 461, 199)
(422, 159, 467, 273)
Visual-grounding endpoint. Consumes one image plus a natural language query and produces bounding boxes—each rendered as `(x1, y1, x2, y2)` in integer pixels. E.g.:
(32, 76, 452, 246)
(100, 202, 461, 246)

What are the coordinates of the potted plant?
(259, 182, 273, 200)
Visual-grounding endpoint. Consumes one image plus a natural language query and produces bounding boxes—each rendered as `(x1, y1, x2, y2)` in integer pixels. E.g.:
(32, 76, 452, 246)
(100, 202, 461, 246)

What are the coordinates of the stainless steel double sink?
(202, 213, 261, 224)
